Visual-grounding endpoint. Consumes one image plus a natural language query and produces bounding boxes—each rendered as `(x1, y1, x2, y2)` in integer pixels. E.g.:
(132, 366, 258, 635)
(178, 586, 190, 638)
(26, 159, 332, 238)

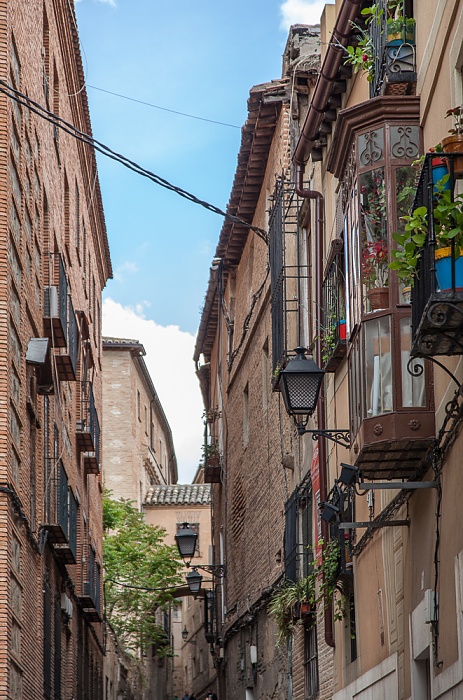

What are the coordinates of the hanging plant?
(268, 539, 347, 645)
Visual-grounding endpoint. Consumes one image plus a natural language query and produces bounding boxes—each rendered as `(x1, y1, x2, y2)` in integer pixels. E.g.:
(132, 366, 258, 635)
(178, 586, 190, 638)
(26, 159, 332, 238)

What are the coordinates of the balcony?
(42, 460, 77, 564)
(43, 254, 78, 381)
(78, 546, 101, 621)
(269, 177, 308, 386)
(76, 381, 100, 473)
(43, 255, 68, 347)
(54, 297, 78, 381)
(321, 240, 347, 372)
(411, 153, 463, 358)
(369, 0, 416, 98)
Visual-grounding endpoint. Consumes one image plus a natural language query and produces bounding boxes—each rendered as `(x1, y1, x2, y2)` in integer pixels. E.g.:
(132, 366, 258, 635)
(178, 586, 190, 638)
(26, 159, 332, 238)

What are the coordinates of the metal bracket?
(339, 519, 410, 529)
(358, 482, 438, 491)
(297, 426, 351, 448)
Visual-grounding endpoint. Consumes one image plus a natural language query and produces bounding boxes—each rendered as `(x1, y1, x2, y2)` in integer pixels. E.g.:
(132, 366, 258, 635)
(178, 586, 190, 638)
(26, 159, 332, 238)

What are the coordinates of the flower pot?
(204, 465, 221, 484)
(435, 247, 463, 291)
(432, 156, 450, 197)
(386, 18, 415, 45)
(367, 286, 389, 311)
(401, 285, 411, 304)
(337, 320, 347, 340)
(207, 455, 220, 467)
(441, 135, 463, 178)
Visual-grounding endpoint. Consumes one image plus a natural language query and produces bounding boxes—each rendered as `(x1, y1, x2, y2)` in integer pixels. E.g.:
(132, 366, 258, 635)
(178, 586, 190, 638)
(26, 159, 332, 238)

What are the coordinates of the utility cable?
(0, 80, 268, 244)
(87, 84, 241, 129)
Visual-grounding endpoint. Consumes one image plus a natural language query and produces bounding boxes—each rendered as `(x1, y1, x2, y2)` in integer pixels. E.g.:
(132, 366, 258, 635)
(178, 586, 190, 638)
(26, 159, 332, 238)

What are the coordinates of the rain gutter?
(293, 0, 363, 649)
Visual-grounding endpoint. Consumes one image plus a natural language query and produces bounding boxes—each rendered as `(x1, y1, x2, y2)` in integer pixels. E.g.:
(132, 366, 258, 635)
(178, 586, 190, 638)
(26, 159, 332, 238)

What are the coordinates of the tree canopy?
(103, 494, 183, 655)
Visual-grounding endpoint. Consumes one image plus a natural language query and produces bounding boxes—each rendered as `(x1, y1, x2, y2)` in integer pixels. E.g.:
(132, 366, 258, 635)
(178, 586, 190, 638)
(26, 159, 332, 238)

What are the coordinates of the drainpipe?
(293, 0, 363, 167)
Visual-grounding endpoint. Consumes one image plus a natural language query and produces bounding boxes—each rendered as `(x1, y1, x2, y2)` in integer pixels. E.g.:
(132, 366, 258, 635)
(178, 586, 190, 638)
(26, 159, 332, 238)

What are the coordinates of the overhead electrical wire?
(87, 84, 241, 129)
(0, 80, 268, 244)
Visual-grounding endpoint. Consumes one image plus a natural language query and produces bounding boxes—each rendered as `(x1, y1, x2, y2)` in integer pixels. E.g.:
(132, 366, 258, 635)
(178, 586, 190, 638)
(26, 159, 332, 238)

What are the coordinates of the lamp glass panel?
(186, 571, 202, 593)
(175, 525, 198, 558)
(283, 373, 322, 414)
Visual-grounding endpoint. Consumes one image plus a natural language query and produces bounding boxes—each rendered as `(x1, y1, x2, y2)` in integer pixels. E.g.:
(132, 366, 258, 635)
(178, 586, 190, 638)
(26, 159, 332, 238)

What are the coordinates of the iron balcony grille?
(76, 381, 100, 466)
(369, 0, 416, 98)
(269, 177, 308, 379)
(42, 460, 77, 563)
(410, 152, 463, 357)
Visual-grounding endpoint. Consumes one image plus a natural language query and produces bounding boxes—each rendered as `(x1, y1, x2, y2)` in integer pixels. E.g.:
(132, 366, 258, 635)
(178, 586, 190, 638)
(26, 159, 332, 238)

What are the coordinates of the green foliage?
(268, 539, 347, 645)
(390, 175, 463, 285)
(103, 493, 183, 656)
(446, 106, 463, 135)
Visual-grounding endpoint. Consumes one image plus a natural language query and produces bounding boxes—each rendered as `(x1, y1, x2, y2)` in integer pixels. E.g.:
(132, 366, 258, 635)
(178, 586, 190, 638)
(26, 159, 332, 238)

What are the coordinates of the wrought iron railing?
(411, 154, 461, 330)
(369, 0, 416, 97)
(77, 381, 100, 463)
(321, 242, 346, 371)
(269, 177, 308, 379)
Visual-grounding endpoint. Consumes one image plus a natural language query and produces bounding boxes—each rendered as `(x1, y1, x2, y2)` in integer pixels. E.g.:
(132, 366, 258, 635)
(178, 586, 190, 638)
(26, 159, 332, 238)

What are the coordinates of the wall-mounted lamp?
(320, 501, 340, 524)
(182, 626, 196, 645)
(339, 463, 359, 486)
(280, 348, 350, 448)
(175, 523, 226, 593)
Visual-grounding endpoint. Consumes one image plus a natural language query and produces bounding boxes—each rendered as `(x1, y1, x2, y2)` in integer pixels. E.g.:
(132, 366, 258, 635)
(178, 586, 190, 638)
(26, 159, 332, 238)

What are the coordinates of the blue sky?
(74, 0, 326, 481)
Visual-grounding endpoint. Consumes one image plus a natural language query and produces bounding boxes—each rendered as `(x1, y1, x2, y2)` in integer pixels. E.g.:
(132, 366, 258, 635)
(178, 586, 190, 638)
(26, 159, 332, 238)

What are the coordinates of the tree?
(103, 494, 183, 656)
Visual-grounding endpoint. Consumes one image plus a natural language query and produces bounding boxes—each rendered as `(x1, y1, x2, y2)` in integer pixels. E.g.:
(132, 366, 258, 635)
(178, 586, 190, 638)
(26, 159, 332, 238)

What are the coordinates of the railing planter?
(435, 248, 463, 291)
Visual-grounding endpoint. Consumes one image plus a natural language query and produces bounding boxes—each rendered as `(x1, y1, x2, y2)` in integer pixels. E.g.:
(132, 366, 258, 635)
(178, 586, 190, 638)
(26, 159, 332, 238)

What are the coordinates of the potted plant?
(442, 106, 463, 178)
(268, 539, 346, 645)
(390, 176, 463, 290)
(386, 0, 416, 44)
(361, 238, 389, 310)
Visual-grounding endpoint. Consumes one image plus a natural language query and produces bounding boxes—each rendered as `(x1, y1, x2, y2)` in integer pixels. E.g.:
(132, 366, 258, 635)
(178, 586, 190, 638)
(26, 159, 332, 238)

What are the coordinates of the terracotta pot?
(441, 135, 463, 178)
(367, 286, 389, 311)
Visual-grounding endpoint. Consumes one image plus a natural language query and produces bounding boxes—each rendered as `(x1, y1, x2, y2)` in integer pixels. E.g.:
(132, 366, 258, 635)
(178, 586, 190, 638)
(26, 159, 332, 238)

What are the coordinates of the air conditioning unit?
(60, 592, 73, 619)
(44, 286, 58, 318)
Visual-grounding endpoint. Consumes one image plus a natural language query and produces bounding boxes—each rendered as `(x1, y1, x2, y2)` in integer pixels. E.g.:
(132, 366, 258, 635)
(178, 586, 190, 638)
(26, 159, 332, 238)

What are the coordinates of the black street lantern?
(280, 347, 351, 448)
(175, 523, 198, 562)
(182, 626, 189, 641)
(280, 347, 324, 417)
(186, 569, 203, 594)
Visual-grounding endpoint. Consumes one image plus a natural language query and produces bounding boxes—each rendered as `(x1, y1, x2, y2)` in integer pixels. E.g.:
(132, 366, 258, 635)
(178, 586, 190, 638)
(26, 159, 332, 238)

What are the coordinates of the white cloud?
(279, 0, 328, 30)
(103, 298, 203, 484)
(113, 260, 138, 282)
(96, 0, 116, 6)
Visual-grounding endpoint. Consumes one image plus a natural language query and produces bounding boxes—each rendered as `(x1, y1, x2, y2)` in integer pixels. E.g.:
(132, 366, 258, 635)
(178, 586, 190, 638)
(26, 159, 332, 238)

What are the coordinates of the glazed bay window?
(330, 100, 435, 480)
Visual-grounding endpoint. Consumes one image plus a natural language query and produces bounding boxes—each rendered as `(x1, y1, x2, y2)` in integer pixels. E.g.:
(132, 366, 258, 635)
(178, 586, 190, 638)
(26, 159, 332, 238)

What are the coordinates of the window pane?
(365, 316, 392, 417)
(400, 317, 425, 407)
(396, 166, 417, 302)
(359, 168, 388, 312)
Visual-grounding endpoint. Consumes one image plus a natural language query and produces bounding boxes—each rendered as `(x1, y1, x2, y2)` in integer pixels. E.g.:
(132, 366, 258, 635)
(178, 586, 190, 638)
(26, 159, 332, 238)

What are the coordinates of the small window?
(243, 382, 249, 447)
(137, 390, 141, 421)
(304, 623, 319, 699)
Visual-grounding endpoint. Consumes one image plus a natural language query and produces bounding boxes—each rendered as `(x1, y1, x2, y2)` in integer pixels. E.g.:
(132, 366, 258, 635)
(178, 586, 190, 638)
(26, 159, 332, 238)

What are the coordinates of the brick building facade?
(197, 3, 463, 700)
(0, 1, 112, 697)
(194, 26, 327, 700)
(102, 337, 178, 504)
